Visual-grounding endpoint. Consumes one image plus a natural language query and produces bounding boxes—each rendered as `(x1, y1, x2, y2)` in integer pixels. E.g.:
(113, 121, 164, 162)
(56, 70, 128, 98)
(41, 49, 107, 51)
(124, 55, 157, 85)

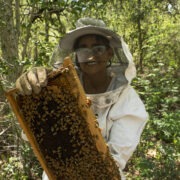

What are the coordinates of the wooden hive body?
(6, 57, 121, 180)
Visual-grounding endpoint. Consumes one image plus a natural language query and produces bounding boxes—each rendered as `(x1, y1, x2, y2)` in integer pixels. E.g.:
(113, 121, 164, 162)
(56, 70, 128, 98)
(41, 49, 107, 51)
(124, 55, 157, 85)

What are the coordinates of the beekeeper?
(16, 17, 148, 179)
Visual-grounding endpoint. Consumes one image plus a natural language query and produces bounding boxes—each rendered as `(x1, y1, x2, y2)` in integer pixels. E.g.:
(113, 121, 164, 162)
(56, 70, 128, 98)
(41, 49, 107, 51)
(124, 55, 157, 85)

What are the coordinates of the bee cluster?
(13, 61, 121, 179)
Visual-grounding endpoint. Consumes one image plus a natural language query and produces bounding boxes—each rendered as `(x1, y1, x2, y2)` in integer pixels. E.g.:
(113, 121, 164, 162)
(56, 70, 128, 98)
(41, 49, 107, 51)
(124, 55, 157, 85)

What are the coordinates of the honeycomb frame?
(6, 57, 121, 180)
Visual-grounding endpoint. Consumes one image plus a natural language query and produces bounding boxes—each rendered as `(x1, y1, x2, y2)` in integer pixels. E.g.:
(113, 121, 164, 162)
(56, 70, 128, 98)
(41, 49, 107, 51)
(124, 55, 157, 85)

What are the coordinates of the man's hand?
(16, 67, 51, 95)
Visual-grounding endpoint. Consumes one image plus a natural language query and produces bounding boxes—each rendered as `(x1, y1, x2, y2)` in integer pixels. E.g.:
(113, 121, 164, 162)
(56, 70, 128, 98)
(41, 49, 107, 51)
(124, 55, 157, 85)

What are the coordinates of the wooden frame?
(6, 57, 120, 180)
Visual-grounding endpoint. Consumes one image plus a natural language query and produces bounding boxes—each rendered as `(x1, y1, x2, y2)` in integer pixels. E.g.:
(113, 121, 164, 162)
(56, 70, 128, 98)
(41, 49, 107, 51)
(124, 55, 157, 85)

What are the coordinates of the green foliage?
(128, 64, 179, 179)
(0, 0, 179, 179)
(0, 113, 42, 180)
(1, 150, 42, 180)
(1, 157, 28, 179)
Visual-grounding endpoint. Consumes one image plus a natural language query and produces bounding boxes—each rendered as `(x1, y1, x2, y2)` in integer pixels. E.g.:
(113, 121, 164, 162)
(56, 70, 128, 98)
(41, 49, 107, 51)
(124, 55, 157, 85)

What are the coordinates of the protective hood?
(50, 36, 136, 85)
(50, 18, 136, 108)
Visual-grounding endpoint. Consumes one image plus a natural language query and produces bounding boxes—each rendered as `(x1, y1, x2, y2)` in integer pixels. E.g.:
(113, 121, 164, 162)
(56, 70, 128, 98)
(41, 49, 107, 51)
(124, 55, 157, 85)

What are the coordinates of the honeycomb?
(6, 57, 121, 180)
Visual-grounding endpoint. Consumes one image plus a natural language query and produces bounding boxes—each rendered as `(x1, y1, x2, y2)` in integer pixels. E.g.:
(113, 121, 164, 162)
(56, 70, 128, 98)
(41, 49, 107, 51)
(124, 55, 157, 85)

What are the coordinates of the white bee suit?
(86, 85, 148, 179)
(41, 37, 149, 179)
(19, 17, 148, 179)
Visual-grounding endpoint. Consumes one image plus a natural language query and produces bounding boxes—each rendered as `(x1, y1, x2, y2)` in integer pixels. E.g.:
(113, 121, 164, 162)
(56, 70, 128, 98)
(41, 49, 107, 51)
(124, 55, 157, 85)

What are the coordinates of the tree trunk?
(0, 0, 21, 102)
(137, 0, 143, 72)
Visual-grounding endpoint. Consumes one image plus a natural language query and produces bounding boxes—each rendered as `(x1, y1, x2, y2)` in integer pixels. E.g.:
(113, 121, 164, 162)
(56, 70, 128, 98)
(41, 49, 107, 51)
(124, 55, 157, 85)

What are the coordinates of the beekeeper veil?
(50, 17, 136, 91)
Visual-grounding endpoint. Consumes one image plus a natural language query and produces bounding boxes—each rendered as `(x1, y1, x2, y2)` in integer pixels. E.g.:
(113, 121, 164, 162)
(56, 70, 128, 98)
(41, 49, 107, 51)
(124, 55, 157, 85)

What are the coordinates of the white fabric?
(21, 131, 28, 141)
(86, 84, 148, 173)
(42, 171, 49, 180)
(59, 17, 122, 51)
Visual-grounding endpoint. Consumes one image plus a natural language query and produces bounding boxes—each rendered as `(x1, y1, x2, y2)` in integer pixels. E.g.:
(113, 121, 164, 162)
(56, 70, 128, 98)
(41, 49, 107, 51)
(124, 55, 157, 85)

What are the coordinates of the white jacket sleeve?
(107, 86, 148, 170)
(21, 131, 29, 141)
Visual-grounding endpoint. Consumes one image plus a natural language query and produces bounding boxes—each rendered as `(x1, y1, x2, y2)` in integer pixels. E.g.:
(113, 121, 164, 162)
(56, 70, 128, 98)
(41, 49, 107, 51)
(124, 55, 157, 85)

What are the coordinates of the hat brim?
(59, 26, 121, 51)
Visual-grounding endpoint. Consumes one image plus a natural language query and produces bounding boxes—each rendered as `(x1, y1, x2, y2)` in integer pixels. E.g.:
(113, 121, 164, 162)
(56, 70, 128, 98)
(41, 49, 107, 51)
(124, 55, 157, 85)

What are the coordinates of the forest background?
(0, 0, 179, 179)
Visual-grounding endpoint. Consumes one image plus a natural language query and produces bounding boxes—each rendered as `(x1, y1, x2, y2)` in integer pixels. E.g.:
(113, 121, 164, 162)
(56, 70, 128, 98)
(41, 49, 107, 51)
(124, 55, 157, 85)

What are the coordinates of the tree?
(0, 0, 21, 98)
(0, 0, 179, 179)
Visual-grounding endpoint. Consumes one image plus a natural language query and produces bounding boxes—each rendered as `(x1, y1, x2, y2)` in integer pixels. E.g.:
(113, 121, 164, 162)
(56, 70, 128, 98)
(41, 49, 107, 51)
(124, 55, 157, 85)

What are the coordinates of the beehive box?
(6, 57, 121, 180)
